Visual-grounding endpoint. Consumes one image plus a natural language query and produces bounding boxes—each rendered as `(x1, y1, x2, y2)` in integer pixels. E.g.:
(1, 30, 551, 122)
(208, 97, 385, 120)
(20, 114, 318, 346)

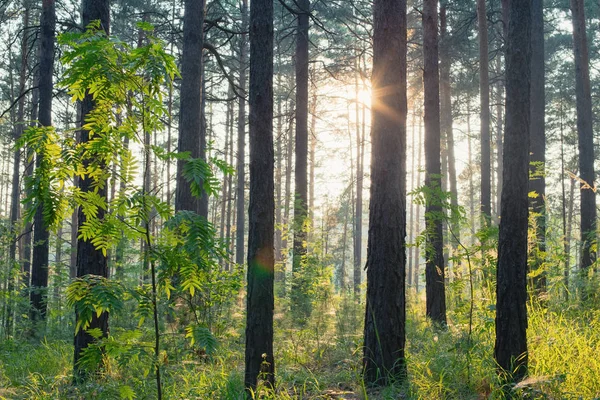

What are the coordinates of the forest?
(0, 0, 599, 398)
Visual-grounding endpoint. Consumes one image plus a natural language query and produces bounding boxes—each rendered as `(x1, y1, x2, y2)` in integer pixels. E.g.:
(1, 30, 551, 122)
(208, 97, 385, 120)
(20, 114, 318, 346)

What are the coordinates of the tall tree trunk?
(363, 0, 407, 385)
(440, 3, 459, 267)
(494, 0, 531, 381)
(7, 5, 31, 335)
(274, 69, 284, 285)
(353, 53, 364, 297)
(466, 100, 475, 237)
(235, 0, 248, 266)
(477, 0, 491, 224)
(226, 97, 235, 270)
(423, 0, 446, 325)
(414, 108, 423, 290)
(74, 0, 110, 380)
(176, 0, 207, 216)
(30, 0, 55, 325)
(309, 91, 317, 236)
(244, 0, 275, 390)
(281, 99, 294, 293)
(529, 0, 546, 294)
(495, 57, 503, 225)
(570, 0, 596, 275)
(408, 112, 416, 287)
(291, 0, 310, 317)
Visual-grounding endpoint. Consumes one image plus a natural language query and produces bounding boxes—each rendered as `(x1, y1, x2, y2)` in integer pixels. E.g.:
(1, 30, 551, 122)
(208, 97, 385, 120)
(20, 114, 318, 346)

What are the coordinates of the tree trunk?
(440, 4, 460, 266)
(477, 0, 491, 224)
(353, 53, 364, 297)
(275, 68, 284, 286)
(570, 0, 596, 275)
(363, 0, 407, 385)
(423, 0, 446, 325)
(30, 0, 55, 323)
(176, 0, 207, 216)
(494, 0, 531, 381)
(495, 57, 503, 225)
(291, 0, 310, 317)
(414, 108, 423, 290)
(235, 0, 248, 266)
(529, 0, 546, 294)
(244, 0, 275, 391)
(408, 112, 416, 287)
(74, 0, 110, 380)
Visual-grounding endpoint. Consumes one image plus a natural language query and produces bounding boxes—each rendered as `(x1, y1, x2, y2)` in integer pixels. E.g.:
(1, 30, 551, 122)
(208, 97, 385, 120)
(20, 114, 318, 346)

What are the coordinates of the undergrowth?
(1, 290, 599, 399)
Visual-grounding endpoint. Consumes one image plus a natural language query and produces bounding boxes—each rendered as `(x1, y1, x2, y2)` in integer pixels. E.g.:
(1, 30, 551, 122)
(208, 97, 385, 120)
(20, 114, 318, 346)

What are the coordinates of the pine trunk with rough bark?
(363, 0, 407, 385)
(235, 0, 248, 266)
(291, 0, 310, 317)
(74, 0, 110, 380)
(176, 0, 207, 216)
(529, 0, 546, 294)
(570, 0, 596, 274)
(30, 0, 55, 323)
(494, 0, 531, 382)
(477, 0, 491, 224)
(244, 0, 275, 391)
(423, 0, 446, 325)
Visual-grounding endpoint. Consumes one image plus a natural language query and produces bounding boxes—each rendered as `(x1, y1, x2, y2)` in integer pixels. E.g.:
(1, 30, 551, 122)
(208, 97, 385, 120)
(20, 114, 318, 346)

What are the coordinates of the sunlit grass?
(1, 291, 599, 399)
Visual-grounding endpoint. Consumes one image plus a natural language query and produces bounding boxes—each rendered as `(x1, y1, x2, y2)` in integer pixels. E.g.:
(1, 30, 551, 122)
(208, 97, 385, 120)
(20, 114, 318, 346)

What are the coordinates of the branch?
(203, 42, 244, 100)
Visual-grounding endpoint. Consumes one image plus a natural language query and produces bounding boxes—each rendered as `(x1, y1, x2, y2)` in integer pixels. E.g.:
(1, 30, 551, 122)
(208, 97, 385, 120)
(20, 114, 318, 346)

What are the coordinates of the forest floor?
(1, 289, 599, 399)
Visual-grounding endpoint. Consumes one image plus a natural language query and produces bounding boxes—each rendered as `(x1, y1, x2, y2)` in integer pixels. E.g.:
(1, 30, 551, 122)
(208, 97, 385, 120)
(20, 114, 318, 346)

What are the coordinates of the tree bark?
(30, 0, 55, 323)
(363, 0, 407, 385)
(477, 0, 491, 224)
(440, 3, 459, 265)
(529, 0, 546, 294)
(244, 0, 275, 391)
(176, 0, 208, 216)
(423, 0, 446, 325)
(74, 0, 110, 380)
(494, 0, 531, 381)
(570, 0, 596, 274)
(235, 0, 248, 266)
(291, 0, 310, 317)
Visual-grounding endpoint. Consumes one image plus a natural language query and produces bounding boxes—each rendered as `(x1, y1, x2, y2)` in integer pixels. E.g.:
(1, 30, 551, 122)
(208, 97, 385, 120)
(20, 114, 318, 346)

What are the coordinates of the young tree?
(363, 0, 407, 385)
(176, 0, 207, 216)
(30, 0, 55, 324)
(423, 0, 446, 325)
(244, 0, 275, 391)
(570, 0, 596, 276)
(494, 0, 531, 382)
(74, 0, 110, 380)
(477, 0, 491, 224)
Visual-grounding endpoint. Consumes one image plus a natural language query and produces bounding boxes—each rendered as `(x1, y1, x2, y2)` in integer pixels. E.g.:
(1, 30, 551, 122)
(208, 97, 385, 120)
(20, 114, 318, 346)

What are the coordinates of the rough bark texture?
(30, 0, 55, 322)
(74, 0, 110, 379)
(291, 0, 310, 317)
(529, 0, 546, 293)
(423, 0, 446, 325)
(570, 0, 596, 273)
(440, 4, 459, 257)
(244, 0, 275, 391)
(494, 0, 531, 382)
(363, 0, 407, 385)
(477, 0, 491, 224)
(235, 0, 248, 266)
(176, 0, 207, 216)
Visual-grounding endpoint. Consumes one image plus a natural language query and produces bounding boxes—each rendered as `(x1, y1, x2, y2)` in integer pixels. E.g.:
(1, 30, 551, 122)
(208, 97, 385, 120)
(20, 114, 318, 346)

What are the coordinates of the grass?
(1, 291, 599, 399)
